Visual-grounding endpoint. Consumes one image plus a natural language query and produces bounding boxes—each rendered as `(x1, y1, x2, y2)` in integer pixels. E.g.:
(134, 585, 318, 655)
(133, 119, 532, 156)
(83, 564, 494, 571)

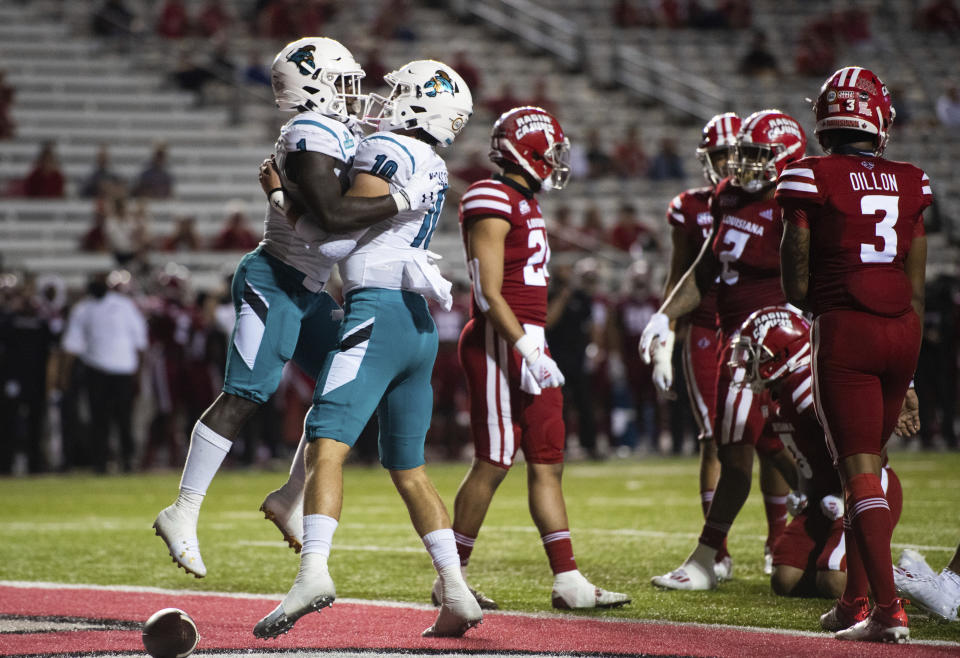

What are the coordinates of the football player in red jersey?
(778, 66, 927, 643)
(727, 306, 902, 599)
(658, 112, 740, 582)
(444, 106, 630, 610)
(640, 110, 806, 590)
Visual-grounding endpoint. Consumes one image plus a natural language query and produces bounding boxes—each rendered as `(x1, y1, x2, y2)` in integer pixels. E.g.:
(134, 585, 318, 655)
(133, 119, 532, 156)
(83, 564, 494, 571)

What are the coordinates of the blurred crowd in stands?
(2, 248, 958, 477)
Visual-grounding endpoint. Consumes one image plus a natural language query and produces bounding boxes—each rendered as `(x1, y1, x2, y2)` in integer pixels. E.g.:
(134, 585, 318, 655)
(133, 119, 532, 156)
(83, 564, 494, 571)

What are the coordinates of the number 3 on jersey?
(860, 194, 898, 264)
(523, 227, 550, 286)
(718, 228, 750, 285)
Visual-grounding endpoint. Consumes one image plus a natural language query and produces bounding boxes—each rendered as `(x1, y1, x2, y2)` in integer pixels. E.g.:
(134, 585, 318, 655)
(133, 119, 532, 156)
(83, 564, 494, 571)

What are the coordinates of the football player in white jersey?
(253, 60, 482, 639)
(153, 38, 442, 579)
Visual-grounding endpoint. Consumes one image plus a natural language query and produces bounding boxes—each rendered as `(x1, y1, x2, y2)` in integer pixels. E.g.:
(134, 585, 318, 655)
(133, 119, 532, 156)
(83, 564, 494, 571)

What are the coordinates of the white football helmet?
(271, 37, 365, 118)
(363, 59, 472, 147)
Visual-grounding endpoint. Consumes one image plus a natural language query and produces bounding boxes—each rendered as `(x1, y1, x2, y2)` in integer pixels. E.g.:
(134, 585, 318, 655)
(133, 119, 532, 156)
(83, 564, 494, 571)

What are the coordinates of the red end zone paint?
(0, 584, 956, 657)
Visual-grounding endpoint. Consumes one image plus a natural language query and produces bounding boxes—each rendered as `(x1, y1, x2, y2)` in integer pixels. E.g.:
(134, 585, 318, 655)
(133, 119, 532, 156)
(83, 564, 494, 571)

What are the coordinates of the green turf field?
(2, 452, 959, 642)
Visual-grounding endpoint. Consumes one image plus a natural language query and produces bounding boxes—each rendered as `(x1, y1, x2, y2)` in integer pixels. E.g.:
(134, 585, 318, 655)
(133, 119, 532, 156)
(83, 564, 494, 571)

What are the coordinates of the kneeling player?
(727, 307, 901, 598)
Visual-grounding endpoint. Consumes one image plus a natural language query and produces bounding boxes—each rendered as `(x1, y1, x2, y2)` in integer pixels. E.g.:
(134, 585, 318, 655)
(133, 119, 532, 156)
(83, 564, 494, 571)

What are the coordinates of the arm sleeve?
(352, 134, 417, 182)
(666, 193, 686, 227)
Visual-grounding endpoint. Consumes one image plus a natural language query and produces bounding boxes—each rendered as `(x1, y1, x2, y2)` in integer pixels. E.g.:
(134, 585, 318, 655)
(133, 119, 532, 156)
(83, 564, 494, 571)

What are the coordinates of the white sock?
(302, 514, 338, 558)
(281, 433, 308, 499)
(553, 569, 586, 586)
(179, 422, 232, 498)
(422, 528, 460, 571)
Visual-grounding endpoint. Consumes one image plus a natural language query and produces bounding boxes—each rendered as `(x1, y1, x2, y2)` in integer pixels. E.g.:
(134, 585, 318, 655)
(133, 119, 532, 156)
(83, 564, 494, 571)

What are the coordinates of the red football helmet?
(731, 110, 807, 193)
(814, 66, 895, 155)
(696, 112, 741, 185)
(728, 306, 811, 388)
(489, 106, 570, 191)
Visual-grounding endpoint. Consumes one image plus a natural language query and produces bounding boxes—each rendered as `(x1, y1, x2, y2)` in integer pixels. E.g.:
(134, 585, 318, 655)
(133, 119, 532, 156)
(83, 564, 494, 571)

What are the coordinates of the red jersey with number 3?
(709, 178, 787, 335)
(667, 186, 718, 328)
(460, 176, 549, 326)
(776, 155, 930, 317)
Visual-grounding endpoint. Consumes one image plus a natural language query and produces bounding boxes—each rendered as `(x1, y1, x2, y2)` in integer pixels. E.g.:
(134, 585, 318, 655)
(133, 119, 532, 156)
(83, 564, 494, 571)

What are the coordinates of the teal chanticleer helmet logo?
(424, 70, 458, 98)
(287, 45, 317, 76)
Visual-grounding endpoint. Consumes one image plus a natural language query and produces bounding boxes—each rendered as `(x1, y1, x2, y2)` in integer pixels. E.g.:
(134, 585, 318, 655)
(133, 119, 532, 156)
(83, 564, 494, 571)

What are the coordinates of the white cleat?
(895, 568, 960, 622)
(897, 548, 937, 580)
(651, 559, 716, 591)
(763, 544, 774, 576)
(713, 555, 733, 582)
(422, 576, 482, 637)
(552, 570, 631, 609)
(253, 555, 335, 639)
(431, 574, 499, 610)
(153, 506, 206, 578)
(260, 489, 303, 553)
(835, 604, 909, 643)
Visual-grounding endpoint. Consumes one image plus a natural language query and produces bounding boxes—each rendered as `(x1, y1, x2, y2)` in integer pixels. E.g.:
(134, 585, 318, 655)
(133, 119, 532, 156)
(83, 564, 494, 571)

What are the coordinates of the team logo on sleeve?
(286, 45, 317, 76)
(424, 70, 458, 97)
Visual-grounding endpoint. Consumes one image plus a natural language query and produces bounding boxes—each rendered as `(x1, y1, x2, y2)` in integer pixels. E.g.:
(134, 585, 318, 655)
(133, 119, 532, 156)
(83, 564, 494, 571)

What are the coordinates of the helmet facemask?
(697, 144, 736, 186)
(731, 141, 783, 193)
(541, 137, 571, 191)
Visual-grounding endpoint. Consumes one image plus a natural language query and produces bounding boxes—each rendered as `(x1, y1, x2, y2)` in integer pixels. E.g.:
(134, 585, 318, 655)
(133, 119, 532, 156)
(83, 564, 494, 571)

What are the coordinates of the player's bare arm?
(905, 234, 927, 318)
(466, 216, 526, 344)
(660, 231, 718, 321)
(283, 150, 405, 233)
(780, 220, 810, 310)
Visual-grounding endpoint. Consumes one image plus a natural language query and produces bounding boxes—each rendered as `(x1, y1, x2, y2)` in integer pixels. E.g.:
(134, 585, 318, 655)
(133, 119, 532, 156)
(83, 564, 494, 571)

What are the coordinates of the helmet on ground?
(271, 37, 364, 118)
(489, 106, 570, 191)
(731, 110, 806, 193)
(696, 112, 741, 185)
(363, 59, 472, 147)
(728, 306, 811, 389)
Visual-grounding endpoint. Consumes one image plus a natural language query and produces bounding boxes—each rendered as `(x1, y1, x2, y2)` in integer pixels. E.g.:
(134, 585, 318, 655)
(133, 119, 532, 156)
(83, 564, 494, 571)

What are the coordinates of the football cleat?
(820, 597, 870, 631)
(431, 574, 499, 610)
(422, 575, 482, 637)
(651, 559, 716, 591)
(763, 544, 774, 576)
(714, 555, 734, 582)
(551, 570, 631, 608)
(153, 506, 206, 578)
(895, 568, 960, 622)
(835, 602, 909, 643)
(897, 548, 937, 580)
(260, 489, 303, 553)
(253, 556, 335, 639)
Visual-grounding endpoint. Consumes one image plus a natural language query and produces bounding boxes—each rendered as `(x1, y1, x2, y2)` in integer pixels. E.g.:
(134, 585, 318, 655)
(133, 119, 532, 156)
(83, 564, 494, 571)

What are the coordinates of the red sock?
(698, 519, 732, 552)
(763, 494, 788, 550)
(701, 489, 730, 560)
(846, 472, 897, 607)
(841, 512, 870, 604)
(453, 531, 475, 567)
(541, 529, 577, 574)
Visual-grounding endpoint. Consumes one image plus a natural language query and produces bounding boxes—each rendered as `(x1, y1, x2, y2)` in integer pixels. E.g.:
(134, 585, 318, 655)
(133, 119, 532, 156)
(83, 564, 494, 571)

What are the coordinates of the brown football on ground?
(141, 608, 199, 658)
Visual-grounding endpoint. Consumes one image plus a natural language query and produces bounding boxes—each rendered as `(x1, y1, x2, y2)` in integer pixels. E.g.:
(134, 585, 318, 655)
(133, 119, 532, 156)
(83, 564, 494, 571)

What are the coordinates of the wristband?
(392, 190, 411, 212)
(908, 378, 915, 389)
(269, 188, 288, 213)
(514, 333, 539, 364)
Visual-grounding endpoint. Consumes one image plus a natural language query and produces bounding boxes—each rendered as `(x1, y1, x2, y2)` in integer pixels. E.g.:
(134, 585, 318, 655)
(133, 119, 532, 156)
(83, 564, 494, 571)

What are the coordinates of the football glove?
(394, 170, 445, 213)
(516, 334, 565, 392)
(639, 312, 673, 366)
(820, 494, 844, 521)
(650, 330, 675, 393)
(786, 490, 808, 516)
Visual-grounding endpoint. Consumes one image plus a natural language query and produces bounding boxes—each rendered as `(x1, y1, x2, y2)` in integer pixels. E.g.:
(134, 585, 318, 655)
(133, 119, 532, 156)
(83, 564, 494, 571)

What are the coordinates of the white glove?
(639, 312, 673, 365)
(820, 494, 844, 521)
(515, 334, 565, 392)
(394, 170, 445, 213)
(650, 330, 675, 393)
(786, 490, 808, 516)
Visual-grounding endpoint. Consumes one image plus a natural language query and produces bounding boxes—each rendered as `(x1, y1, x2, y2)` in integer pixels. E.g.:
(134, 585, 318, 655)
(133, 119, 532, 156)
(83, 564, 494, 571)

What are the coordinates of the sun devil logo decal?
(424, 70, 457, 97)
(287, 45, 317, 76)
